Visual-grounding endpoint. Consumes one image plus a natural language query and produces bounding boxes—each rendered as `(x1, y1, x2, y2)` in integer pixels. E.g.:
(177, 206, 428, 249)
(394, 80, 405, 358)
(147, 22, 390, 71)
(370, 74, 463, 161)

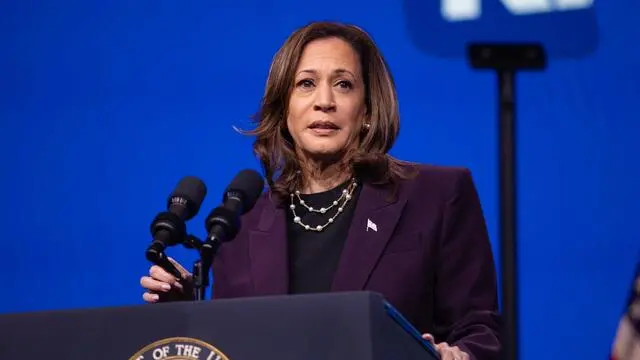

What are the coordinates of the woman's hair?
(243, 21, 414, 203)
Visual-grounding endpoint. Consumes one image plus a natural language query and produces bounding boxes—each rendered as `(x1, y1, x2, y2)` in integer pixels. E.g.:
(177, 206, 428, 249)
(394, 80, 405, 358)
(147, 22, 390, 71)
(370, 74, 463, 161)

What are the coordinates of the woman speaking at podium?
(140, 21, 501, 360)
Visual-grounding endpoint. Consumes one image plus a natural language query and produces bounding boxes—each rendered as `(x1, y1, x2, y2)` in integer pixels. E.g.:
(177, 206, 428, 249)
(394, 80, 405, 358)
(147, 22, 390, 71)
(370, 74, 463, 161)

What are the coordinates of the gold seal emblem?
(129, 337, 231, 360)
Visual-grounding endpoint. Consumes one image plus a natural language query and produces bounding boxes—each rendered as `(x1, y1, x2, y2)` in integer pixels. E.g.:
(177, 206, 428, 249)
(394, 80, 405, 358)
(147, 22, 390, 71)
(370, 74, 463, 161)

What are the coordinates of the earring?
(363, 123, 371, 130)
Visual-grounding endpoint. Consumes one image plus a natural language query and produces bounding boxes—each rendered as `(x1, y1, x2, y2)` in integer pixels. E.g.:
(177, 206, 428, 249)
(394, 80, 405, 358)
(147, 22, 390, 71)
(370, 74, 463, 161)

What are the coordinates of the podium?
(0, 291, 439, 360)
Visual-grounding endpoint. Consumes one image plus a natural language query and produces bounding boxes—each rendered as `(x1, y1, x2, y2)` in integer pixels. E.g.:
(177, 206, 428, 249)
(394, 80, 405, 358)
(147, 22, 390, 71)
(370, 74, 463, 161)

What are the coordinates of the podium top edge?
(0, 291, 387, 317)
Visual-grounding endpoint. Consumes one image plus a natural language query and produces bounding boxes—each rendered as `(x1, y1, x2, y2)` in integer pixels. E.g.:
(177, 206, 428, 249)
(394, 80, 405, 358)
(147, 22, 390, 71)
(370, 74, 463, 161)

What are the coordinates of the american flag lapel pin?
(366, 218, 378, 232)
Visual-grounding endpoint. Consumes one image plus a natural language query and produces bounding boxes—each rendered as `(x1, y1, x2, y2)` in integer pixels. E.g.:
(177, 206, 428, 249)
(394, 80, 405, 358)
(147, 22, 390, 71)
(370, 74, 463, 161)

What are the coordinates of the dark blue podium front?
(0, 291, 439, 360)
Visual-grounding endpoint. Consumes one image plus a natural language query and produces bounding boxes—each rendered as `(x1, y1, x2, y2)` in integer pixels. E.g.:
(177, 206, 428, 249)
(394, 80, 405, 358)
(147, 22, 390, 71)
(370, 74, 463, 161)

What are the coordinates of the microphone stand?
(466, 43, 547, 360)
(147, 233, 219, 301)
(182, 234, 220, 301)
(146, 213, 219, 301)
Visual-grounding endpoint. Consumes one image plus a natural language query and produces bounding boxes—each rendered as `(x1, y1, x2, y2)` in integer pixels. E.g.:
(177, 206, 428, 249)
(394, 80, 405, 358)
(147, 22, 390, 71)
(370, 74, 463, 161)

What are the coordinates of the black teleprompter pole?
(498, 67, 518, 360)
(466, 43, 547, 360)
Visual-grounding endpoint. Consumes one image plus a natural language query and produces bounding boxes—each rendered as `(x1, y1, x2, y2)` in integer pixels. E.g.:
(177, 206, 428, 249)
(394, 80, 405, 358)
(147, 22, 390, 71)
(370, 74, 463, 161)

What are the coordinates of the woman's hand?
(140, 257, 194, 303)
(422, 333, 470, 360)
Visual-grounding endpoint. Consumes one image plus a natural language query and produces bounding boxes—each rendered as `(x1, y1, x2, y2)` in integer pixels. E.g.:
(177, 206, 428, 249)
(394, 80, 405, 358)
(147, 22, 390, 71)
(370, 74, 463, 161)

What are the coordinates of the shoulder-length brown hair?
(243, 21, 414, 203)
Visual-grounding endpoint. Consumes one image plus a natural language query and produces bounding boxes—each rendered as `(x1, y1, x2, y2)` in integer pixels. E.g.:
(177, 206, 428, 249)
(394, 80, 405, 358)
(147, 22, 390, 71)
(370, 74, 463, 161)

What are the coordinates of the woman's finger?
(142, 292, 160, 303)
(421, 333, 435, 344)
(140, 276, 172, 292)
(149, 265, 179, 284)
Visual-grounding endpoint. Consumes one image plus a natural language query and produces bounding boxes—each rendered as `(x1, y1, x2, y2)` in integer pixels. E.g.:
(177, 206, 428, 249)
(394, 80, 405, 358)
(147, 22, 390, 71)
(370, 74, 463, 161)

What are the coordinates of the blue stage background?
(1, 1, 638, 359)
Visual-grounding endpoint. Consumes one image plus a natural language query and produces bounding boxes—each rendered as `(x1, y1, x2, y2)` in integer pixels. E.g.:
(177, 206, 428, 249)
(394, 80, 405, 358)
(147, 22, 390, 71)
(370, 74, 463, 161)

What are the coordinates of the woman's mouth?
(308, 121, 341, 135)
(308, 120, 340, 130)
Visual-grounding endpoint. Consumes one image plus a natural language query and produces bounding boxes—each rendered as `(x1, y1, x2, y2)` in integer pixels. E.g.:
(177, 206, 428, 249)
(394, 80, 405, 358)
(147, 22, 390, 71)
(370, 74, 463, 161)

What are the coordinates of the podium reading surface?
(0, 291, 439, 360)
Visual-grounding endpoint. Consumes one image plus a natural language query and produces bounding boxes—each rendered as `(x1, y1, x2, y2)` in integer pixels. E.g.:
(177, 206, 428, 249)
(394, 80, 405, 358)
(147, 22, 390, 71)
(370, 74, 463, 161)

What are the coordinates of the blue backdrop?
(1, 1, 638, 359)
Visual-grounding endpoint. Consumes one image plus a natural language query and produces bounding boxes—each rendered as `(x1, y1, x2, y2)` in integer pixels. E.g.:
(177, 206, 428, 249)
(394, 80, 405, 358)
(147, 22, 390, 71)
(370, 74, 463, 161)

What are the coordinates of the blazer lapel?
(331, 182, 408, 291)
(248, 195, 289, 296)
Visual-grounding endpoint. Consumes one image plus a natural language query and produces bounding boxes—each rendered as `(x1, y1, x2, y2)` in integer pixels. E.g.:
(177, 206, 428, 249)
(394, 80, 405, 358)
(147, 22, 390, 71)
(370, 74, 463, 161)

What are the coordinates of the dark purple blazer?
(212, 164, 502, 360)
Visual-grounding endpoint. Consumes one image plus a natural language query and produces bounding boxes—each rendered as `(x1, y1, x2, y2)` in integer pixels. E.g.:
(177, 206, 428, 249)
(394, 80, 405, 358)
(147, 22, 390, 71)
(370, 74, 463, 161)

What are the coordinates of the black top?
(286, 178, 362, 294)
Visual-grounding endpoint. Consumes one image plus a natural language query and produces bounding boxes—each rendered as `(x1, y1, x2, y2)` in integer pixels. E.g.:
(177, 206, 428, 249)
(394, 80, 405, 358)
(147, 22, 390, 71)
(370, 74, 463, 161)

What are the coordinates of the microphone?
(200, 169, 264, 261)
(146, 176, 207, 278)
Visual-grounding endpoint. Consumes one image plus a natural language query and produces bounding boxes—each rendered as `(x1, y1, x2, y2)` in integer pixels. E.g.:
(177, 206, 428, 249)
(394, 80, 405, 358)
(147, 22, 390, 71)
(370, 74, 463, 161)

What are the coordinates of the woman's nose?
(313, 84, 336, 112)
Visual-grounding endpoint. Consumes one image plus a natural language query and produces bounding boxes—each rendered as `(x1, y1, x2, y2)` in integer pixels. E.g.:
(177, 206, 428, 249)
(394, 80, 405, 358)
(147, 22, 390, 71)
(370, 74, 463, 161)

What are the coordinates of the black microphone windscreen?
(168, 176, 207, 220)
(224, 169, 264, 214)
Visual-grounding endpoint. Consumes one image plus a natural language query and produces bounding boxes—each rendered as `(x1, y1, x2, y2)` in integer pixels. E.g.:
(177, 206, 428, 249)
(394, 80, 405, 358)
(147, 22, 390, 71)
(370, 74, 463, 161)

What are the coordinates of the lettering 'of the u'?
(402, 0, 599, 58)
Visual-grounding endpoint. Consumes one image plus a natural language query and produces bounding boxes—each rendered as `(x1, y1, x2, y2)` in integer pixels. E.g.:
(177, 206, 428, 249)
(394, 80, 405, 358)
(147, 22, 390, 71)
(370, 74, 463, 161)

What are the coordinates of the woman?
(140, 21, 502, 360)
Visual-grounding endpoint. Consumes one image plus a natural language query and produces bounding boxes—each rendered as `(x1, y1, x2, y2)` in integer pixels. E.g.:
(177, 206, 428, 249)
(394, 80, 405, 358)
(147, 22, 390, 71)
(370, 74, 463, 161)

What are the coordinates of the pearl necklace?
(289, 179, 358, 232)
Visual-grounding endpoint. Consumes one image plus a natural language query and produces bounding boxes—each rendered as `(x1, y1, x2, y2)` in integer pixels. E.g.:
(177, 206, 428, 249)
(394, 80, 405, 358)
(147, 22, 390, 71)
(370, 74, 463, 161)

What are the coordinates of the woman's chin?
(300, 145, 345, 161)
(300, 140, 344, 155)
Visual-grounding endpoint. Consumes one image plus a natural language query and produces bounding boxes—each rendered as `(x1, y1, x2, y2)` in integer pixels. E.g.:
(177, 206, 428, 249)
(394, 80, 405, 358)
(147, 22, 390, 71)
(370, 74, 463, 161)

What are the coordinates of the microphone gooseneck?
(146, 176, 207, 279)
(192, 169, 264, 300)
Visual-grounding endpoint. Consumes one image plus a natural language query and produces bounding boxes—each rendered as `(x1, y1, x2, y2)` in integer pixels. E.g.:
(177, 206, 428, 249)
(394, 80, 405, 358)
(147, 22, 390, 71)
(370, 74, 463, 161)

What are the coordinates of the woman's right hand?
(140, 257, 194, 303)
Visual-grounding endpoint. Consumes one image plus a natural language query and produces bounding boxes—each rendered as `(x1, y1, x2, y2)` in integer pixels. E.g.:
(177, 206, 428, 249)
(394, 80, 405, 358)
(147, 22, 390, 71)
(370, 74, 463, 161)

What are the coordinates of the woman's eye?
(297, 79, 314, 88)
(336, 80, 353, 89)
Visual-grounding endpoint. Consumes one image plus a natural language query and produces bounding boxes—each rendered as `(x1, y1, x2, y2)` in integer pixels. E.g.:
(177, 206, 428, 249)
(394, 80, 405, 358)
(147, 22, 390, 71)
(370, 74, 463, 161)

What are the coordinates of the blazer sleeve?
(433, 169, 502, 360)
